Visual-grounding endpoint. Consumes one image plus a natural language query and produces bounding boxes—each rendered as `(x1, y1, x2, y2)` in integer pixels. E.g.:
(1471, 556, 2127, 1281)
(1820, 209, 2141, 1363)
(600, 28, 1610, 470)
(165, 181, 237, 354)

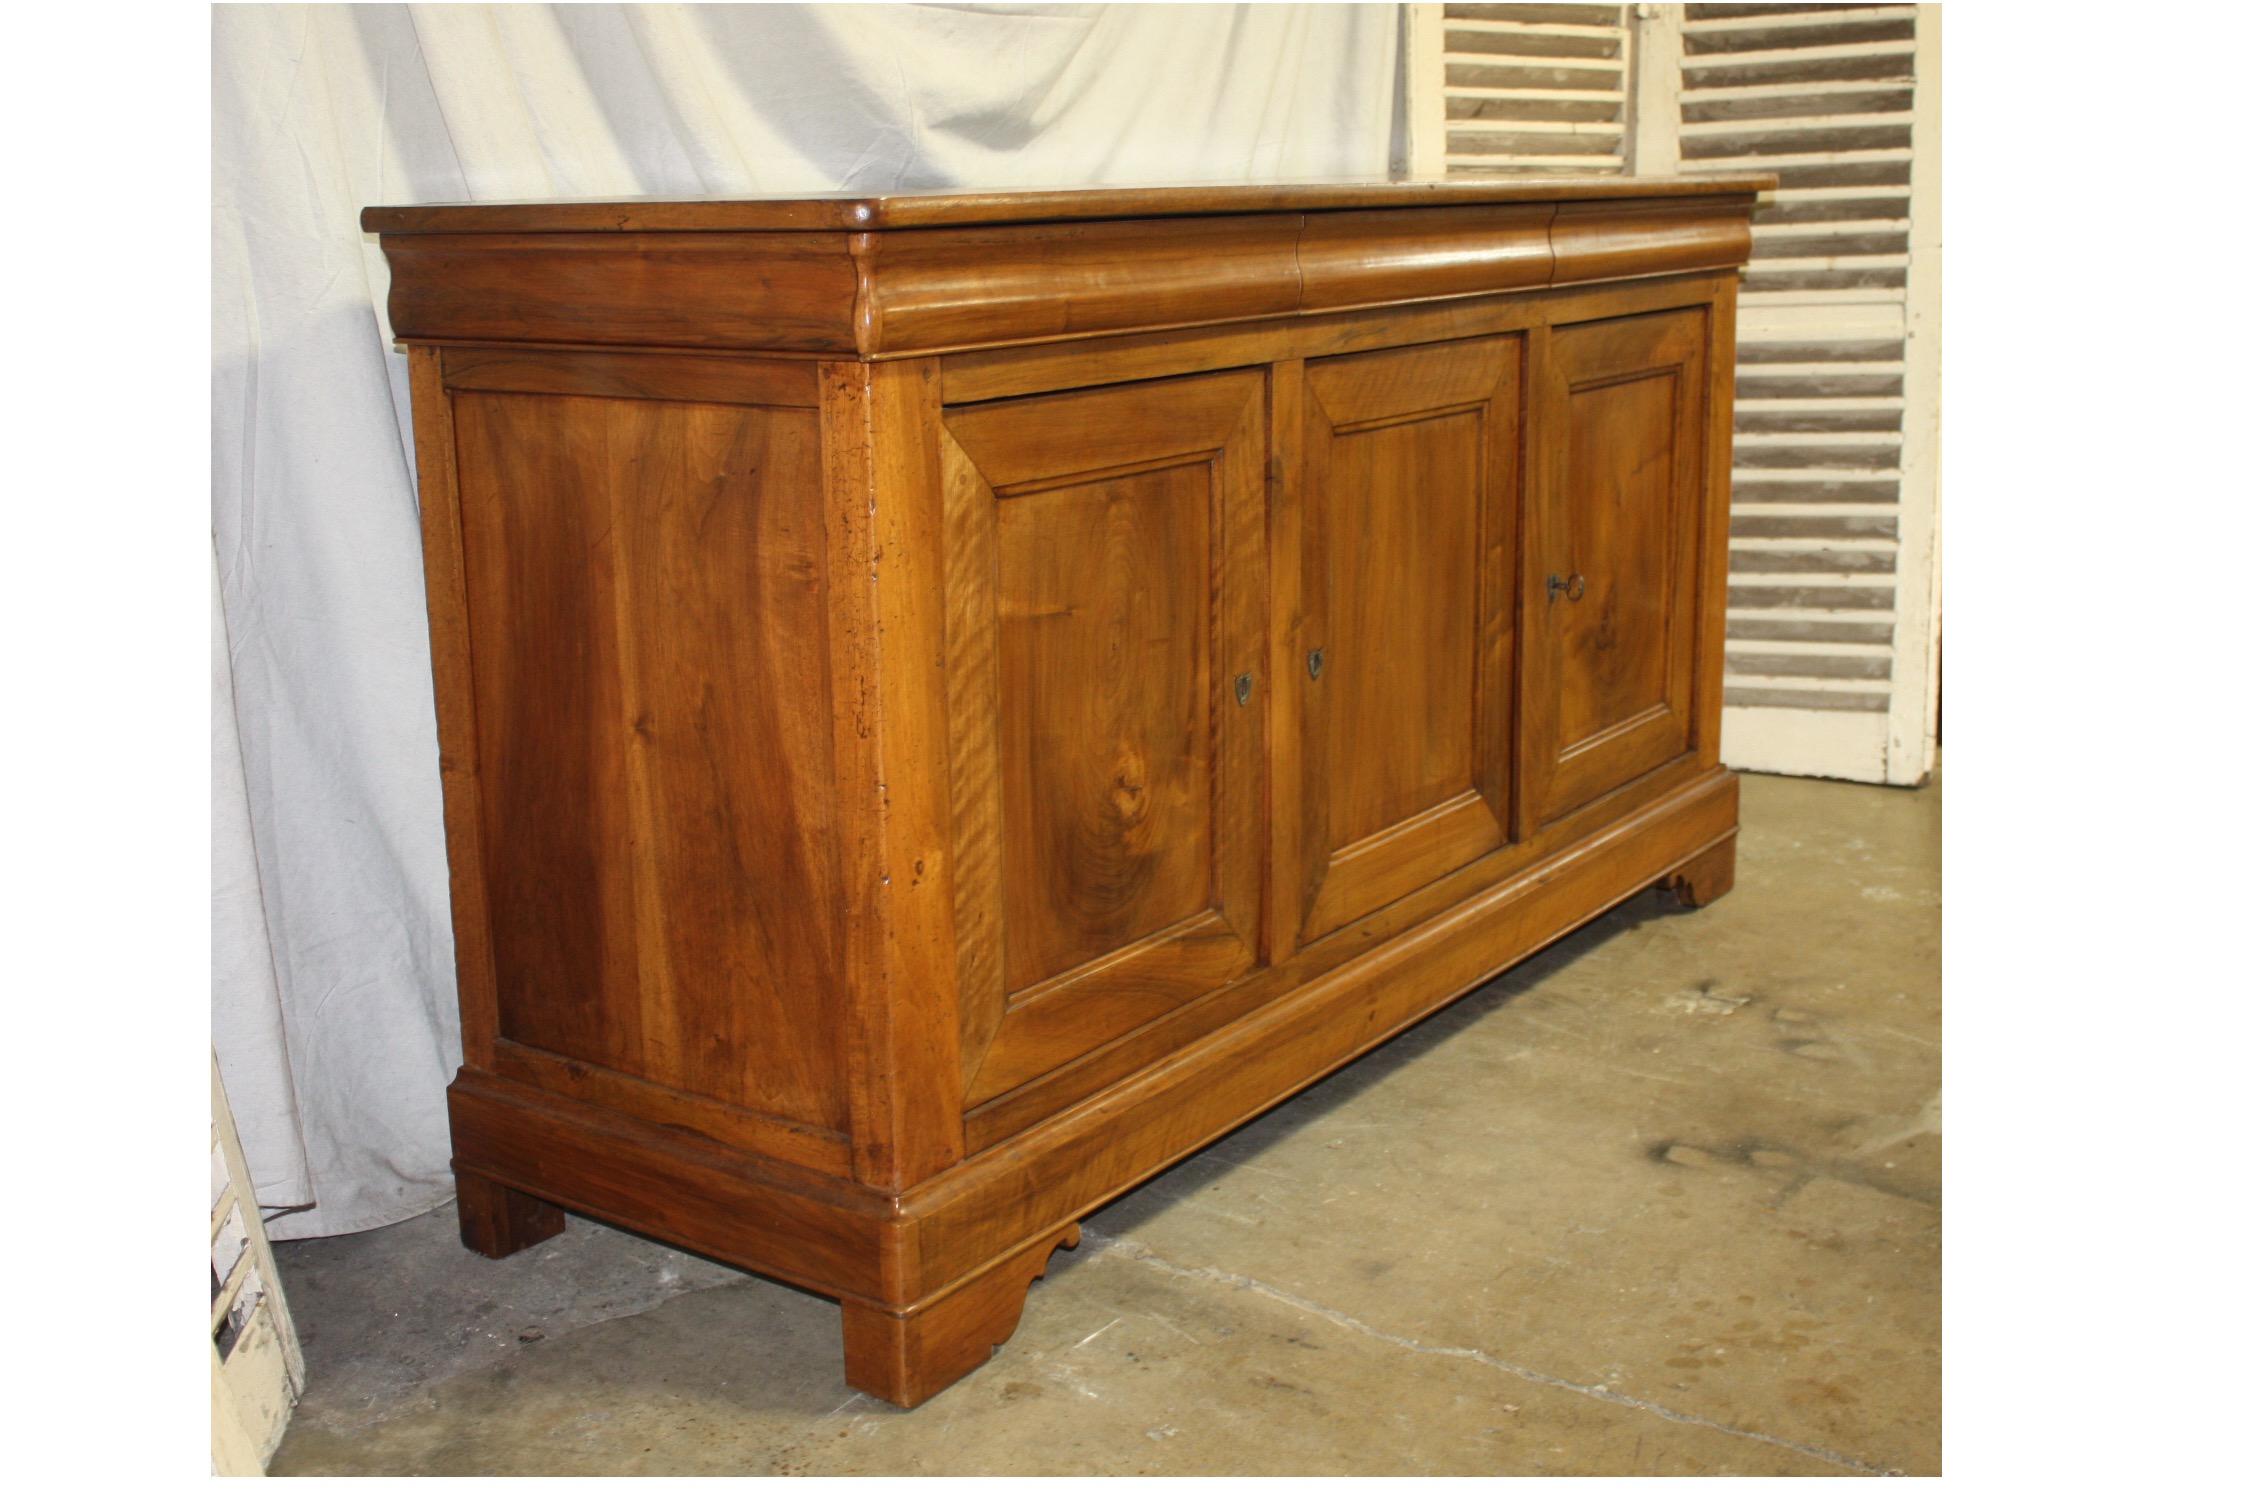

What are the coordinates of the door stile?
(1694, 286, 1735, 768)
(1265, 358, 1307, 968)
(1213, 390, 1272, 969)
(1518, 319, 1561, 842)
(1477, 333, 1527, 845)
(940, 423, 1006, 1092)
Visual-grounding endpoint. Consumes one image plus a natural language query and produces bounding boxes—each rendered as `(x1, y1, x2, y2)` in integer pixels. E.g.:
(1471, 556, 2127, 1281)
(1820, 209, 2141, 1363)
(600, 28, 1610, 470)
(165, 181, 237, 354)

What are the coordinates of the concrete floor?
(271, 770, 1939, 1476)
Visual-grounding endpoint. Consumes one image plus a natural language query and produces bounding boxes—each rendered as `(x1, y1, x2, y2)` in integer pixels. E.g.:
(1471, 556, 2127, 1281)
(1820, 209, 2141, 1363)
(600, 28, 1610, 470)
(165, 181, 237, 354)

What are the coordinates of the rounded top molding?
(371, 178, 1769, 358)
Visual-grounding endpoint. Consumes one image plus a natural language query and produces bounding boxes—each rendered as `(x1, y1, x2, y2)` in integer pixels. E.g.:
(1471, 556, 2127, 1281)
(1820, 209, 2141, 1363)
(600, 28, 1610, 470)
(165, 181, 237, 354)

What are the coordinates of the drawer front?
(940, 372, 1270, 1106)
(1291, 336, 1525, 943)
(1525, 307, 1711, 825)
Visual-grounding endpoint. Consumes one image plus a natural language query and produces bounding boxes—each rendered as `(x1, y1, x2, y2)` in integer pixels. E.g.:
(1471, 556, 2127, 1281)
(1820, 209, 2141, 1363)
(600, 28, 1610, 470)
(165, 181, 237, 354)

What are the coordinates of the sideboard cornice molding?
(371, 179, 1769, 359)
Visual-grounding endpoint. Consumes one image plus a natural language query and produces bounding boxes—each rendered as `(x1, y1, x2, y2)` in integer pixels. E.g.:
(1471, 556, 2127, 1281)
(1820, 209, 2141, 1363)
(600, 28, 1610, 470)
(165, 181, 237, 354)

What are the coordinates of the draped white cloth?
(211, 3, 1401, 1238)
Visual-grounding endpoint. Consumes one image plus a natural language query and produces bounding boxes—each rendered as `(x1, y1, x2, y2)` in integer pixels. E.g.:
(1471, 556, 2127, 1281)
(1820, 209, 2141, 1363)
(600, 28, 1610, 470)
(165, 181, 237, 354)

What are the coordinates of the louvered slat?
(1441, 2, 1631, 174)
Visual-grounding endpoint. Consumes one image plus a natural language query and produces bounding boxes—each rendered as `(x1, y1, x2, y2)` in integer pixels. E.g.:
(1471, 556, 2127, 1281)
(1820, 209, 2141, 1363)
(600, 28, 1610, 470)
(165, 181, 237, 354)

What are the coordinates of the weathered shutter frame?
(212, 1055, 304, 1472)
(1889, 7, 1941, 784)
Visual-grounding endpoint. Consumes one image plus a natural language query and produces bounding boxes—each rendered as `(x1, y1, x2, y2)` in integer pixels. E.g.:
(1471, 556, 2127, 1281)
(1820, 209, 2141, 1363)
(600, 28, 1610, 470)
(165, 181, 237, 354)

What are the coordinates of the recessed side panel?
(450, 390, 852, 1137)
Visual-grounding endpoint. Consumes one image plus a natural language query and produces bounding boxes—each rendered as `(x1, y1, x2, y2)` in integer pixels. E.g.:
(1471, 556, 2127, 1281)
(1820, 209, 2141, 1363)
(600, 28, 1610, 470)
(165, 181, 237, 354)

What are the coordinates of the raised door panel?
(942, 373, 1268, 1106)
(1294, 337, 1523, 943)
(1525, 307, 1710, 826)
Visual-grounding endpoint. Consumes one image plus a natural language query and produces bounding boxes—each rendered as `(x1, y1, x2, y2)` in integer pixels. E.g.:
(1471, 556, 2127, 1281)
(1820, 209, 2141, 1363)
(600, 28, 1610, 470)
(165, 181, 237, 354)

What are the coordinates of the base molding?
(446, 768, 1739, 1399)
(901, 768, 1739, 1288)
(447, 1071, 903, 1302)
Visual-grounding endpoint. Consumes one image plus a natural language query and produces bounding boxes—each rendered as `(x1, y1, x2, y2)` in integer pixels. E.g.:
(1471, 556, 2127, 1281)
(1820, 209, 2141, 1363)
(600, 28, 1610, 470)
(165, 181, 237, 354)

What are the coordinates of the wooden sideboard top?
(361, 173, 1776, 234)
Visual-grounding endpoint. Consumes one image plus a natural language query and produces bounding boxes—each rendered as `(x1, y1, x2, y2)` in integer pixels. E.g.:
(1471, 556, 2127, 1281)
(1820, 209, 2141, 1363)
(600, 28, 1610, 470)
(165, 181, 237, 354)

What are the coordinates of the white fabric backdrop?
(212, 2, 1401, 1238)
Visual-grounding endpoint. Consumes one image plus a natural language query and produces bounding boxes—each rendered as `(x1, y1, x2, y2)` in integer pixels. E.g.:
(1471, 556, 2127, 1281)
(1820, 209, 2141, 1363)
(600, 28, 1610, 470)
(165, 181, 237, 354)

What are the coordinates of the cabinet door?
(941, 373, 1268, 1105)
(1525, 307, 1711, 826)
(1292, 337, 1523, 943)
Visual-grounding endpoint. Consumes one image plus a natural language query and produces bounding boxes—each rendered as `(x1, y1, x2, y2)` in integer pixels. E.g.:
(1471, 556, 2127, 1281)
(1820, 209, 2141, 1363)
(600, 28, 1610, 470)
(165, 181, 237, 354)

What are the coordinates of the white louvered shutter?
(1404, 4, 1940, 785)
(1677, 3, 1939, 784)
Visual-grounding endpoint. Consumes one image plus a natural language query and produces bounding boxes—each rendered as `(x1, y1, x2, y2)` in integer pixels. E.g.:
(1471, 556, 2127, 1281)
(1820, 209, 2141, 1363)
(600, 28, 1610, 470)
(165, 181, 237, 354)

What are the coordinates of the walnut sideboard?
(363, 175, 1770, 1407)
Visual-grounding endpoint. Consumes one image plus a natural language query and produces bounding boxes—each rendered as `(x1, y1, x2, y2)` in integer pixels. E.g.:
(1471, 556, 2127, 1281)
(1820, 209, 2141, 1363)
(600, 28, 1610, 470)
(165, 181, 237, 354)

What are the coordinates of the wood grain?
(450, 386, 851, 1132)
(862, 215, 1301, 354)
(1550, 195, 1756, 286)
(999, 459, 1215, 991)
(383, 231, 861, 351)
(1297, 202, 1553, 307)
(440, 347, 819, 408)
(489, 1038, 852, 1177)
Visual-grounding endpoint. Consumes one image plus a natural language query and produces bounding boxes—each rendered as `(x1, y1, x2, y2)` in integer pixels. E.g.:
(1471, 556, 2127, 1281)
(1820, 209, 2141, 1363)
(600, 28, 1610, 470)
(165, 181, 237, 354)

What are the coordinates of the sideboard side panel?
(409, 347, 503, 1070)
(438, 361, 854, 1141)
